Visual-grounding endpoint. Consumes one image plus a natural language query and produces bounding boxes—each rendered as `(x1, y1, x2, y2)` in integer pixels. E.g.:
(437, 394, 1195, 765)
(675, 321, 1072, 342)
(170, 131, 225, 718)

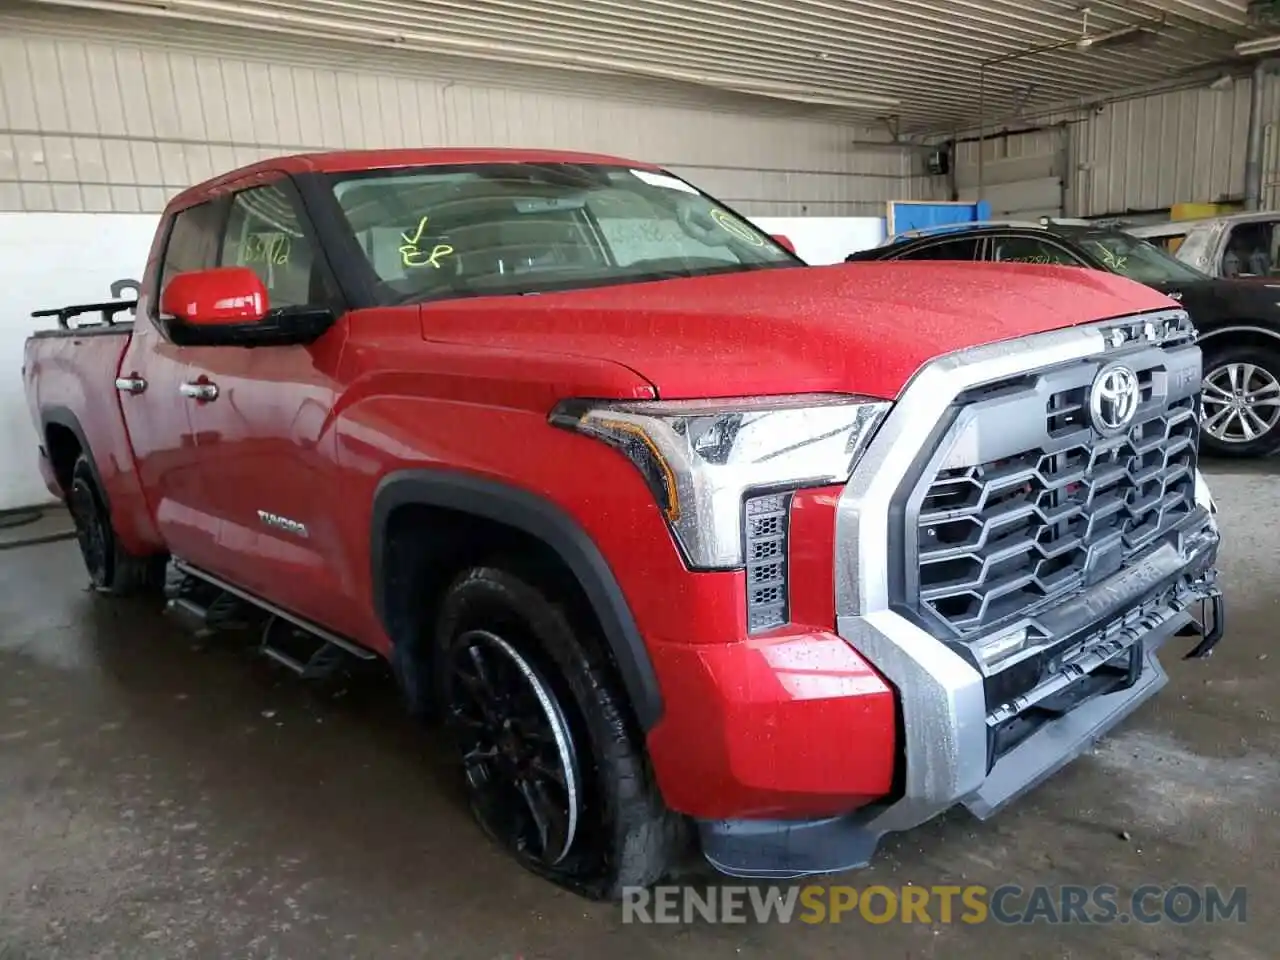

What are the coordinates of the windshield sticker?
(630, 169, 699, 195)
(514, 197, 586, 212)
(241, 232, 291, 266)
(710, 208, 766, 246)
(399, 215, 455, 269)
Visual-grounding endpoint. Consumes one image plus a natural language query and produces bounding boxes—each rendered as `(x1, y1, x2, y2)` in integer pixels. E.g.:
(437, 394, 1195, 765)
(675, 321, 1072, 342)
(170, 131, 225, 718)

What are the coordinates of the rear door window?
(989, 235, 1086, 266)
(893, 237, 981, 260)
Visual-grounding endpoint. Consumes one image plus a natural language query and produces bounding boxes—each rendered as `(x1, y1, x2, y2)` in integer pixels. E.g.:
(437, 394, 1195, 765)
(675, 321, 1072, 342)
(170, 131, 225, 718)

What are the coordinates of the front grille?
(909, 336, 1201, 638)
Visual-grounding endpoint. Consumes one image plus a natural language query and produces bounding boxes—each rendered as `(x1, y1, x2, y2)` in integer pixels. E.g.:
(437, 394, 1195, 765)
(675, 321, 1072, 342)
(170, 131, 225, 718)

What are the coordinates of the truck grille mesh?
(745, 492, 790, 631)
(912, 346, 1200, 637)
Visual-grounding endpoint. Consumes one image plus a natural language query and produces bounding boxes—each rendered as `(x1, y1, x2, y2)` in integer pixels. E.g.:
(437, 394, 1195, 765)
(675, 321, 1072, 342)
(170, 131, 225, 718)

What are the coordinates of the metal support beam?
(1245, 59, 1268, 211)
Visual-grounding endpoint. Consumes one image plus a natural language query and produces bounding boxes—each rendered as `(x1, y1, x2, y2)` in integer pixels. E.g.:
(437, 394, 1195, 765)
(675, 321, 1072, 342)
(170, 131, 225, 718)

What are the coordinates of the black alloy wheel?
(444, 628, 582, 867)
(430, 566, 680, 899)
(68, 468, 110, 587)
(65, 453, 162, 595)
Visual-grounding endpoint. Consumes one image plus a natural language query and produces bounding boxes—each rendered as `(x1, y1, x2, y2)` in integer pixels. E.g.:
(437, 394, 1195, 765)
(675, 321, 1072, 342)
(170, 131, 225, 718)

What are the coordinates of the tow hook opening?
(1176, 591, 1227, 660)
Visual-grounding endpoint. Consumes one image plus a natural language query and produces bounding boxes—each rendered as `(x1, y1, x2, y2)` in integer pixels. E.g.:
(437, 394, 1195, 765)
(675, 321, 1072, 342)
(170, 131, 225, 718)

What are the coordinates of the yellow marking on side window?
(242, 232, 291, 265)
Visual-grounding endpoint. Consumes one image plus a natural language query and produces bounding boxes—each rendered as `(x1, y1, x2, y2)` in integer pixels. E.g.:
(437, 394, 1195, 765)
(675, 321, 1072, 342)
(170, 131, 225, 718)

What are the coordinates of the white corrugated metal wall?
(912, 73, 1280, 219)
(0, 6, 911, 217)
(6, 4, 1278, 231)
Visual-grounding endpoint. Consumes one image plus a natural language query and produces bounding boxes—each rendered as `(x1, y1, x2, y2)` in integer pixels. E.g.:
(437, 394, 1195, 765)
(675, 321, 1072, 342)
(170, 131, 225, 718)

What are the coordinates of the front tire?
(433, 566, 680, 899)
(66, 454, 160, 595)
(1200, 344, 1280, 458)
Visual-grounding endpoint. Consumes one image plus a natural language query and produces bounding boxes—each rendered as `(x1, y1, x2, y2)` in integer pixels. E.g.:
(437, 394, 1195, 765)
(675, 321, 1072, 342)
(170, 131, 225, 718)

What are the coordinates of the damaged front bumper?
(699, 508, 1223, 880)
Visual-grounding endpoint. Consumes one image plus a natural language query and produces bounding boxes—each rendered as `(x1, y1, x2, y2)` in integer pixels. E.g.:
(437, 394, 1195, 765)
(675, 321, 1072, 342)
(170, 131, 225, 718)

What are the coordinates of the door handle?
(114, 375, 147, 395)
(179, 381, 218, 402)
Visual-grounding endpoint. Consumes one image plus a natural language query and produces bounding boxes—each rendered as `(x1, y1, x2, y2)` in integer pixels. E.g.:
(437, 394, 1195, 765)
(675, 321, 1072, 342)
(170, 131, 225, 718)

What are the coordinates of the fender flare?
(40, 406, 108, 507)
(370, 469, 664, 731)
(1198, 324, 1280, 347)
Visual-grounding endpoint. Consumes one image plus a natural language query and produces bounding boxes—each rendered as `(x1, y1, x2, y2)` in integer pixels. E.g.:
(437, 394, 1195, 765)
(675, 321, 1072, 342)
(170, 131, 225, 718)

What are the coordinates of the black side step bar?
(170, 559, 378, 662)
(258, 615, 354, 681)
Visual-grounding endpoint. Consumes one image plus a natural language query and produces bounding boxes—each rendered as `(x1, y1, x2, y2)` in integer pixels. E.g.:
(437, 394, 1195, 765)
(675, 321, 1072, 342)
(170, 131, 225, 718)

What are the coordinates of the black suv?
(847, 219, 1280, 459)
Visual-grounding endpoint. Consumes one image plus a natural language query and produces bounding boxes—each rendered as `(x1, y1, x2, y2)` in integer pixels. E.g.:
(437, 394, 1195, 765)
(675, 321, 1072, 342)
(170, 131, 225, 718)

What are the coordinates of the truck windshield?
(1173, 223, 1220, 272)
(1076, 230, 1210, 284)
(327, 162, 799, 303)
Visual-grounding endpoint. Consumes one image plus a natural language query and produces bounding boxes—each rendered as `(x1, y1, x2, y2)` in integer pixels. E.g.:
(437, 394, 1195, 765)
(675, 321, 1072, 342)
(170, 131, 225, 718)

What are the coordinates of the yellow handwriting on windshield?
(399, 216, 454, 269)
(1099, 249, 1128, 272)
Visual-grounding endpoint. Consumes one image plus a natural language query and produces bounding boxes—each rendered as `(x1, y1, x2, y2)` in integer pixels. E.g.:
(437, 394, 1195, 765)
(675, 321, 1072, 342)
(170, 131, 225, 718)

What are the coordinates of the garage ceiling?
(24, 0, 1280, 132)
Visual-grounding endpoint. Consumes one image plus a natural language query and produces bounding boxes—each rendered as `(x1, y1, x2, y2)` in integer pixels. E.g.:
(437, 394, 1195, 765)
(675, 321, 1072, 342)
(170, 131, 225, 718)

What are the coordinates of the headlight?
(550, 394, 891, 569)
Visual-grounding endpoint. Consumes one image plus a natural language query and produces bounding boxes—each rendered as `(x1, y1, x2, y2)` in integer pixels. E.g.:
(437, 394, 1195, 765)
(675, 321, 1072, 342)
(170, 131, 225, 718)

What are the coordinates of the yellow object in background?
(1170, 201, 1240, 221)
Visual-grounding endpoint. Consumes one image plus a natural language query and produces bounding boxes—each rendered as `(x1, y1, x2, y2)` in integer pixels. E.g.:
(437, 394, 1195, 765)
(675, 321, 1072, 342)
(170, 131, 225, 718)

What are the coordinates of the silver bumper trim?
(833, 309, 1210, 840)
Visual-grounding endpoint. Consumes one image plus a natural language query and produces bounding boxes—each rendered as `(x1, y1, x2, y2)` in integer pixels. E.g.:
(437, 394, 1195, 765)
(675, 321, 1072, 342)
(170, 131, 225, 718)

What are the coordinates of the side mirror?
(161, 267, 268, 326)
(160, 267, 337, 348)
(771, 234, 796, 254)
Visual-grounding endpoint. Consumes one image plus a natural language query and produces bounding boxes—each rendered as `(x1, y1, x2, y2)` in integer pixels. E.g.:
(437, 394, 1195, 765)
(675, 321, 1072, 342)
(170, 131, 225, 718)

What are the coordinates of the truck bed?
(21, 299, 153, 551)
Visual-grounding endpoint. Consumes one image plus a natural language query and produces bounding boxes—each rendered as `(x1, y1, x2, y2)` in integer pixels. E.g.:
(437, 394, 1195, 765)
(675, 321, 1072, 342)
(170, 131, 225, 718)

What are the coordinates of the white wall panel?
(0, 213, 160, 511)
(1072, 81, 1257, 216)
(908, 74, 1280, 219)
(958, 178, 1063, 220)
(0, 8, 909, 218)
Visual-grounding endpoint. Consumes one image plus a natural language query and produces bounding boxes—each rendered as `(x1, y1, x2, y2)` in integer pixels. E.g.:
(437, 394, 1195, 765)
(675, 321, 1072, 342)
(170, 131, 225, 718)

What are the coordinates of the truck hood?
(418, 261, 1177, 400)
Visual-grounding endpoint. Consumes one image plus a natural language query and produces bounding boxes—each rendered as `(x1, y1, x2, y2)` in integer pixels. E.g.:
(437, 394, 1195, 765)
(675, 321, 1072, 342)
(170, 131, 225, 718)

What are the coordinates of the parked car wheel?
(434, 565, 679, 900)
(1200, 344, 1280, 458)
(66, 454, 161, 595)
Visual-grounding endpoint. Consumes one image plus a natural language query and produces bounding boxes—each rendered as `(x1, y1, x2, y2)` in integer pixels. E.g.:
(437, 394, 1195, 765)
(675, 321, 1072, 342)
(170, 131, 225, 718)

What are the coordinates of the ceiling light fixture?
(1076, 23, 1153, 50)
(1235, 34, 1280, 56)
(617, 66, 900, 111)
(1073, 6, 1164, 52)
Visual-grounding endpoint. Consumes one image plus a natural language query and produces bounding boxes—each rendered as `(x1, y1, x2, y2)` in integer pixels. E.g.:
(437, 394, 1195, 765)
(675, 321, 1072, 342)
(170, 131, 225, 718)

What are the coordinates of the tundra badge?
(257, 510, 309, 539)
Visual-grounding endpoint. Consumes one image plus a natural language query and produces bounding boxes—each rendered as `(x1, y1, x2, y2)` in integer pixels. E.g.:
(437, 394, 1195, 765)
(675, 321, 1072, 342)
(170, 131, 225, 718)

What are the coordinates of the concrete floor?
(1, 465, 1276, 959)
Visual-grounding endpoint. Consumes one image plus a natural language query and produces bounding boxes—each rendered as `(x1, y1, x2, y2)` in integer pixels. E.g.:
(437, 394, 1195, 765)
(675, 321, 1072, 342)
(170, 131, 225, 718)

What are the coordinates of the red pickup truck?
(23, 148, 1226, 900)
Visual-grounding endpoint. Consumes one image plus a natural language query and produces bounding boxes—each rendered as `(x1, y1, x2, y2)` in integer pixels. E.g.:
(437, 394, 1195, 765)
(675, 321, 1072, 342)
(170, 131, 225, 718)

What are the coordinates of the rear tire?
(1200, 343, 1280, 458)
(66, 454, 161, 596)
(433, 565, 681, 900)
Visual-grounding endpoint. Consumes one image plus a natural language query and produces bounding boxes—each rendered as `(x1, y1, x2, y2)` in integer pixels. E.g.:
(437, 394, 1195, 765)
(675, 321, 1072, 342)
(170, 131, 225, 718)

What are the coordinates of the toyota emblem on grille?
(1089, 363, 1141, 434)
